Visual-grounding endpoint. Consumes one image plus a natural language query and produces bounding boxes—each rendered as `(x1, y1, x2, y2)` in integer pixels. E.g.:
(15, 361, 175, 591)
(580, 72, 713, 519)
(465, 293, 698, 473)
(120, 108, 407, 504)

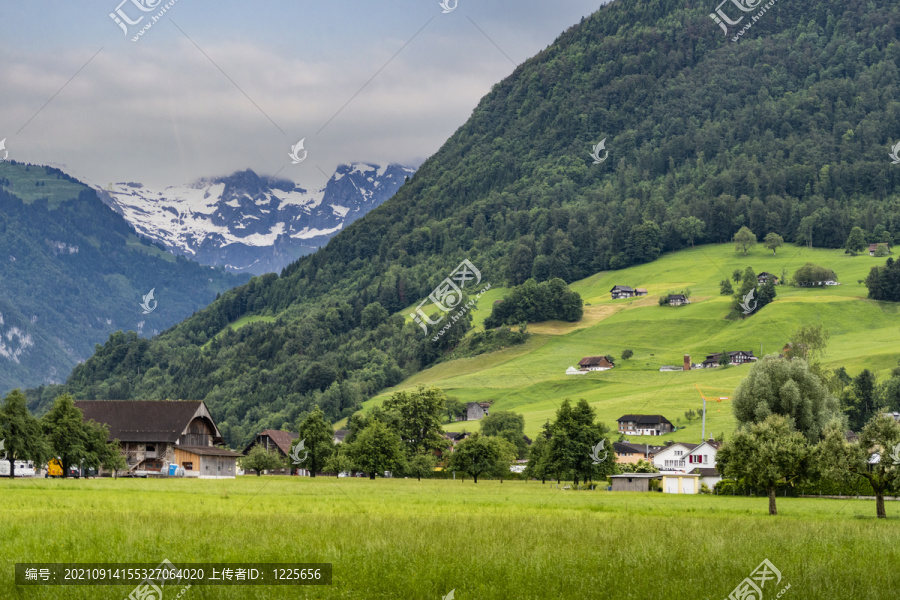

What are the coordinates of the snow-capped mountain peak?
(98, 163, 415, 275)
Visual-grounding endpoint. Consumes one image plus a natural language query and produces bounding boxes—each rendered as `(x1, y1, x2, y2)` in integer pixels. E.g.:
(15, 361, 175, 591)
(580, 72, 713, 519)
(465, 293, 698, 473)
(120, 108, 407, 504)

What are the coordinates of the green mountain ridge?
(0, 162, 248, 391)
(28, 0, 900, 447)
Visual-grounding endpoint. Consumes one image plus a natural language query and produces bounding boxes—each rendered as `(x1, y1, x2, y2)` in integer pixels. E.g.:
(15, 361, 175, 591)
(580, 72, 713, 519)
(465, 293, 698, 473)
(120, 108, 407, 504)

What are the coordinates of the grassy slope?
(375, 243, 899, 440)
(0, 164, 86, 208)
(0, 477, 897, 599)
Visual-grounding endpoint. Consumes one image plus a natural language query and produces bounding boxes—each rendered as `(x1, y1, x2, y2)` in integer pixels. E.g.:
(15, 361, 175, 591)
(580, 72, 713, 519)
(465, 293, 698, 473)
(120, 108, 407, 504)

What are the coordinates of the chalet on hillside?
(617, 414, 673, 436)
(667, 294, 689, 306)
(610, 285, 635, 299)
(578, 356, 615, 371)
(75, 400, 242, 478)
(870, 243, 891, 256)
(701, 350, 756, 368)
(757, 272, 779, 285)
(634, 288, 648, 296)
(457, 402, 491, 421)
(333, 429, 350, 444)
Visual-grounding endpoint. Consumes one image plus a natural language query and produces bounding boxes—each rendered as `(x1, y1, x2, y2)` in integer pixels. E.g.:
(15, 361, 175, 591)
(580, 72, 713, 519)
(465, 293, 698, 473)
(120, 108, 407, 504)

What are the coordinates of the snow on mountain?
(98, 163, 416, 275)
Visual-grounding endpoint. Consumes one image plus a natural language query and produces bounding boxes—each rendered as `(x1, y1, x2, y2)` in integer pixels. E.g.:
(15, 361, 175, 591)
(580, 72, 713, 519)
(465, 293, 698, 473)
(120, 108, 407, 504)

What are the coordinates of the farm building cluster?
(609, 285, 647, 299)
(659, 351, 756, 372)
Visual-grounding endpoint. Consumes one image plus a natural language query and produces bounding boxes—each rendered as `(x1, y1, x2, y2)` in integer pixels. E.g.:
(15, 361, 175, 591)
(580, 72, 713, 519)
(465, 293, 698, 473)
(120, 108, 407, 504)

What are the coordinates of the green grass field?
(381, 243, 900, 440)
(1, 476, 898, 599)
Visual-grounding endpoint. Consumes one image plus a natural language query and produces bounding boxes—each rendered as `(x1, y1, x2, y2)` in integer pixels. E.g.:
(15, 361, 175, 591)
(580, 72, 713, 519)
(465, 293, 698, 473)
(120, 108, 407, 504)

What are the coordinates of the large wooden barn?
(75, 400, 242, 478)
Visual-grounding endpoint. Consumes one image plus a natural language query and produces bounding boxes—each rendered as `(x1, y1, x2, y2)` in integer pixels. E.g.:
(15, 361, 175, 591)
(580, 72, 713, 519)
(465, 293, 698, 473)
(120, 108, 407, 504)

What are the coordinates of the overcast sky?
(0, 1, 603, 189)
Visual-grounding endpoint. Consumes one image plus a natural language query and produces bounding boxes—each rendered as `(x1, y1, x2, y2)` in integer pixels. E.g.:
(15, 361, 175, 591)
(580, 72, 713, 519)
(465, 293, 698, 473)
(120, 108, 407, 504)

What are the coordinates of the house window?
(182, 462, 193, 470)
(146, 445, 155, 452)
(675, 450, 682, 456)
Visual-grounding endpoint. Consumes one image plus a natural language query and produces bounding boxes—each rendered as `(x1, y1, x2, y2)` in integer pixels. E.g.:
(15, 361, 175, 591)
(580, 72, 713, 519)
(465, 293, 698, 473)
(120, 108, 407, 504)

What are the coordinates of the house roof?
(444, 431, 468, 441)
(688, 440, 722, 452)
(758, 272, 777, 277)
(613, 442, 639, 454)
(688, 467, 720, 477)
(668, 294, 687, 300)
(610, 285, 634, 292)
(609, 473, 661, 479)
(75, 400, 222, 444)
(617, 414, 672, 426)
(579, 356, 613, 367)
(617, 442, 664, 455)
(246, 429, 299, 455)
(634, 288, 648, 293)
(179, 445, 243, 458)
(654, 442, 699, 456)
(333, 429, 349, 443)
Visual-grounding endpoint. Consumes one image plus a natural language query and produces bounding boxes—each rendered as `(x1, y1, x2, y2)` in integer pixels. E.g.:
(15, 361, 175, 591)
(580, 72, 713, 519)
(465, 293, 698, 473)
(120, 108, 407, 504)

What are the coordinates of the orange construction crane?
(694, 384, 732, 441)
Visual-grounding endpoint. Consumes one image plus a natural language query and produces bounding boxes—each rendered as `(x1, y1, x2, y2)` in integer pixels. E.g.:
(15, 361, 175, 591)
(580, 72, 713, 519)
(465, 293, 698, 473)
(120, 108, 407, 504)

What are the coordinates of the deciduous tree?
(817, 415, 900, 518)
(241, 444, 286, 476)
(349, 420, 404, 479)
(734, 226, 757, 255)
(296, 406, 335, 477)
(763, 232, 784, 254)
(731, 356, 839, 441)
(717, 415, 813, 515)
(0, 390, 49, 477)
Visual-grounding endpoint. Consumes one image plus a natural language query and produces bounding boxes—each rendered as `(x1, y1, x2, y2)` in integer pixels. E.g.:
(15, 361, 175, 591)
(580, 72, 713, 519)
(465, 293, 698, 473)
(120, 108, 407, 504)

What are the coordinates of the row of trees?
(719, 411, 900, 519)
(733, 227, 785, 256)
(0, 391, 125, 478)
(242, 387, 533, 482)
(719, 325, 900, 518)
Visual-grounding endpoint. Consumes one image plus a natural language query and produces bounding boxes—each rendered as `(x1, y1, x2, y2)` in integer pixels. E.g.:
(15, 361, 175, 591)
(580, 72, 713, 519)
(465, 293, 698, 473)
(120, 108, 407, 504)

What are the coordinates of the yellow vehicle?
(46, 459, 64, 478)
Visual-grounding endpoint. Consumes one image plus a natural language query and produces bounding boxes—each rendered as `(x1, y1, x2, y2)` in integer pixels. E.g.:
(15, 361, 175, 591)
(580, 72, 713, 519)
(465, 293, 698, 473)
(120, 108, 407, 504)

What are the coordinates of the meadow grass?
(381, 244, 900, 440)
(1, 476, 898, 599)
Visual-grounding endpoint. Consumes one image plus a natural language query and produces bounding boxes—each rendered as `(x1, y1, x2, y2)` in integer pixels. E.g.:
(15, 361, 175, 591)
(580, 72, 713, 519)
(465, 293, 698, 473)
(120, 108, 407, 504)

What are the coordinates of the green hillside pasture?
(379, 244, 900, 439)
(204, 315, 278, 349)
(0, 477, 897, 600)
(0, 163, 87, 208)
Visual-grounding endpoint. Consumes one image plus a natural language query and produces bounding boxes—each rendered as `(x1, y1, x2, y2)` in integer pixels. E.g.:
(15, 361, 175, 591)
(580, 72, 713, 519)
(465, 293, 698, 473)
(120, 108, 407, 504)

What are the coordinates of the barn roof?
(247, 429, 299, 455)
(74, 400, 222, 444)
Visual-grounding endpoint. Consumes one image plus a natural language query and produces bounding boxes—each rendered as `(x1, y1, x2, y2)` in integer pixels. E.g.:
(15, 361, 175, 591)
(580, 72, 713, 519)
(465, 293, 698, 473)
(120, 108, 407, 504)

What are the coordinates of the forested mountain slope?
(29, 0, 900, 447)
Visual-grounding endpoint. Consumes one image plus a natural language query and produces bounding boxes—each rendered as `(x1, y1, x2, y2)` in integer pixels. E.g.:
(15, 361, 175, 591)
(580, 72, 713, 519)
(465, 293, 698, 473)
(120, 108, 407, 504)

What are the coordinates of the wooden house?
(667, 294, 689, 306)
(75, 400, 242, 478)
(701, 350, 756, 368)
(870, 243, 891, 256)
(610, 285, 635, 299)
(578, 356, 615, 371)
(757, 272, 779, 285)
(617, 414, 673, 436)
